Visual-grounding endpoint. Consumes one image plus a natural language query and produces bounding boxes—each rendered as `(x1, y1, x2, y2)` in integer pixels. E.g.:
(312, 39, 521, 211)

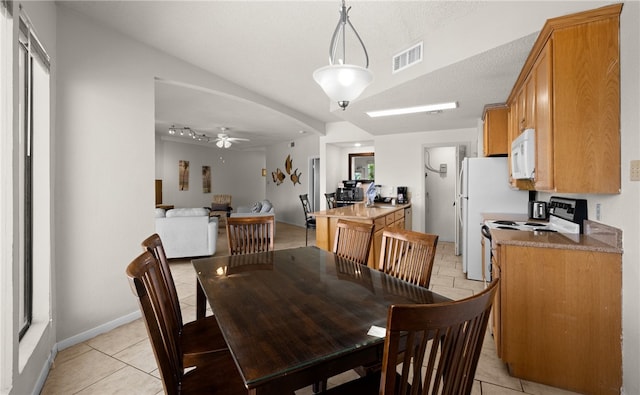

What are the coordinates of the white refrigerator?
(459, 157, 529, 281)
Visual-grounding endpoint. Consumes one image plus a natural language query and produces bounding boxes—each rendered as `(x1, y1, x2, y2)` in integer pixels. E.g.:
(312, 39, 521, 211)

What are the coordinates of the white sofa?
(232, 199, 275, 216)
(230, 200, 275, 235)
(155, 207, 218, 259)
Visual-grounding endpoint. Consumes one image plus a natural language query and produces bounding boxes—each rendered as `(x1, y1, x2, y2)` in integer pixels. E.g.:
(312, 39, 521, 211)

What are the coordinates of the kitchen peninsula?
(313, 202, 411, 269)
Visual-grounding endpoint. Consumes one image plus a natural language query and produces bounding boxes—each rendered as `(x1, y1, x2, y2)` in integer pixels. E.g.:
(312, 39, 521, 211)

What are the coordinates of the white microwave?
(511, 128, 535, 180)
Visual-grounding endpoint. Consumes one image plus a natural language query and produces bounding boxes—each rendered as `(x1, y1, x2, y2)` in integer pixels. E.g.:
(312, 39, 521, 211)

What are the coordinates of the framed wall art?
(179, 160, 189, 191)
(202, 165, 211, 193)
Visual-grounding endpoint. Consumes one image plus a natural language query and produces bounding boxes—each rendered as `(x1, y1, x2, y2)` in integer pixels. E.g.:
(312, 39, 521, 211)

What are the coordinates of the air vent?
(392, 42, 423, 74)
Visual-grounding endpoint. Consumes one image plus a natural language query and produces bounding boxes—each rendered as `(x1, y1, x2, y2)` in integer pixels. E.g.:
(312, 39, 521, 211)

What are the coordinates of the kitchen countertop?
(482, 213, 622, 254)
(313, 202, 410, 220)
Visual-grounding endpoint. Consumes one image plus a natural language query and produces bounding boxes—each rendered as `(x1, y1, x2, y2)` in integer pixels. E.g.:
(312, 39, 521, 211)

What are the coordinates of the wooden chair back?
(226, 215, 275, 255)
(299, 194, 314, 220)
(379, 228, 439, 288)
(126, 251, 183, 393)
(140, 233, 183, 327)
(299, 194, 316, 246)
(325, 192, 337, 209)
(211, 194, 232, 228)
(380, 280, 499, 395)
(332, 219, 375, 266)
(212, 194, 232, 205)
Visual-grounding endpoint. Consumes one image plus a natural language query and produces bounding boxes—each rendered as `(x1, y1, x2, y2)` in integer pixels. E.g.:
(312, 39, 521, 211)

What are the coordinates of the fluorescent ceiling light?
(366, 101, 458, 118)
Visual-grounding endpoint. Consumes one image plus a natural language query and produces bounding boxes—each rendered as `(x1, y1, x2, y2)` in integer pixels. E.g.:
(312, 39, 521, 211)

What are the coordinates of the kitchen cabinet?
(515, 75, 535, 134)
(404, 206, 412, 230)
(532, 42, 553, 191)
(506, 4, 621, 194)
(493, 243, 621, 394)
(373, 209, 405, 267)
(482, 105, 509, 156)
(314, 203, 409, 269)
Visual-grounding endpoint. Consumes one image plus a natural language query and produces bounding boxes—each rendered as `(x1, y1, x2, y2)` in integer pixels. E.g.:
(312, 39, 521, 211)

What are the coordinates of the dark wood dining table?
(192, 246, 450, 395)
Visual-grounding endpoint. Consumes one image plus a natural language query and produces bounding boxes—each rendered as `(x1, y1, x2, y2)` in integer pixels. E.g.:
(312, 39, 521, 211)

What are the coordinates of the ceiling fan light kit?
(313, 0, 373, 110)
(167, 126, 248, 148)
(216, 140, 232, 149)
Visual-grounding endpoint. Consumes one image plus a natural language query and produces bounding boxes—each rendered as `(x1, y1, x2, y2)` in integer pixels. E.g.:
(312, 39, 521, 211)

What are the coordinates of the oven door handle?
(481, 224, 492, 240)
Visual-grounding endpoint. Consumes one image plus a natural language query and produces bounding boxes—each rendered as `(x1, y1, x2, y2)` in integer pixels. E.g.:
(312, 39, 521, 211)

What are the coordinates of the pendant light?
(313, 0, 373, 110)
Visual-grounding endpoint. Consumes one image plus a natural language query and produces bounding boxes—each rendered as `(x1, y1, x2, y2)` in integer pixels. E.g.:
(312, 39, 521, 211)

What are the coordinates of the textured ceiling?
(59, 1, 609, 150)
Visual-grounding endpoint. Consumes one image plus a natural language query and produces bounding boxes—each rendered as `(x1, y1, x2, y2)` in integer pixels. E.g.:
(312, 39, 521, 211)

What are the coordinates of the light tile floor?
(41, 223, 581, 394)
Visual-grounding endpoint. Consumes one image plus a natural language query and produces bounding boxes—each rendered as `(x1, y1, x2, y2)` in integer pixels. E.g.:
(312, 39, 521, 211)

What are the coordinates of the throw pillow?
(154, 208, 166, 218)
(260, 200, 273, 213)
(211, 203, 229, 211)
(251, 201, 262, 213)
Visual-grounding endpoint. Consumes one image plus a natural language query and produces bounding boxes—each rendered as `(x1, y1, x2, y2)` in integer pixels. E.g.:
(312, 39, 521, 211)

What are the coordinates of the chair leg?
(312, 379, 327, 393)
(196, 281, 207, 319)
(305, 226, 309, 246)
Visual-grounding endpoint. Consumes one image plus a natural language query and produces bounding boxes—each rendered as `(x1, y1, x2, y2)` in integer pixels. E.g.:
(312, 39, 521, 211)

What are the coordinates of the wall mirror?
(349, 152, 375, 181)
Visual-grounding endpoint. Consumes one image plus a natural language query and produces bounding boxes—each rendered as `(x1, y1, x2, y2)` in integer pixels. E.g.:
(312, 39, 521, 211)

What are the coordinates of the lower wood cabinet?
(372, 210, 405, 269)
(494, 244, 621, 394)
(315, 205, 407, 269)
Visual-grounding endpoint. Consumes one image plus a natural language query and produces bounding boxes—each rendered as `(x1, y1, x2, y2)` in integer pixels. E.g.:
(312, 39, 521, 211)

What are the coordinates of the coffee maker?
(397, 186, 408, 204)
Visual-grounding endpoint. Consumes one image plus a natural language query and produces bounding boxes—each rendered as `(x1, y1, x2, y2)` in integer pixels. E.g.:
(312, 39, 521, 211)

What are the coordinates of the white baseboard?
(56, 310, 141, 351)
(33, 311, 142, 395)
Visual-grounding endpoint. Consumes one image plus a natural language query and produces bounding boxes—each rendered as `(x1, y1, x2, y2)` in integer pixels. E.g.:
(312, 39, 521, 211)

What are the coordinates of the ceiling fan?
(214, 127, 249, 148)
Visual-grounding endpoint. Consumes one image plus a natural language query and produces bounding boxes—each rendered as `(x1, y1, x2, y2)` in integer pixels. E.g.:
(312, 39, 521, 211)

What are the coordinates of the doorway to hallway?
(423, 144, 468, 255)
(308, 157, 320, 211)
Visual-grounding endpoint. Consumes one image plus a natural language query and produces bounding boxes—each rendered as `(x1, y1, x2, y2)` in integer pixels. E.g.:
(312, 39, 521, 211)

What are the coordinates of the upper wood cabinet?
(532, 41, 553, 191)
(514, 75, 535, 134)
(506, 4, 622, 194)
(482, 105, 509, 156)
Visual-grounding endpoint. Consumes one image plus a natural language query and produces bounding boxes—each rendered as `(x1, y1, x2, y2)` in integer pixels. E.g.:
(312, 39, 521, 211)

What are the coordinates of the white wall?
(16, 2, 638, 395)
(374, 128, 478, 233)
(322, 144, 374, 208)
(265, 135, 319, 226)
(619, 5, 640, 391)
(320, 122, 379, 203)
(324, 146, 342, 208)
(55, 5, 156, 344)
(156, 137, 265, 210)
(54, 2, 316, 346)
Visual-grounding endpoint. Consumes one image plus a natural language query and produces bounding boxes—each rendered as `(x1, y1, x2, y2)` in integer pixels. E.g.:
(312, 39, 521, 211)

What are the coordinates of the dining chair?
(352, 229, 438, 377)
(378, 228, 439, 288)
(141, 233, 227, 366)
(332, 219, 375, 266)
(325, 192, 337, 209)
(226, 215, 275, 255)
(324, 280, 500, 395)
(211, 194, 232, 230)
(126, 251, 246, 395)
(299, 194, 316, 246)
